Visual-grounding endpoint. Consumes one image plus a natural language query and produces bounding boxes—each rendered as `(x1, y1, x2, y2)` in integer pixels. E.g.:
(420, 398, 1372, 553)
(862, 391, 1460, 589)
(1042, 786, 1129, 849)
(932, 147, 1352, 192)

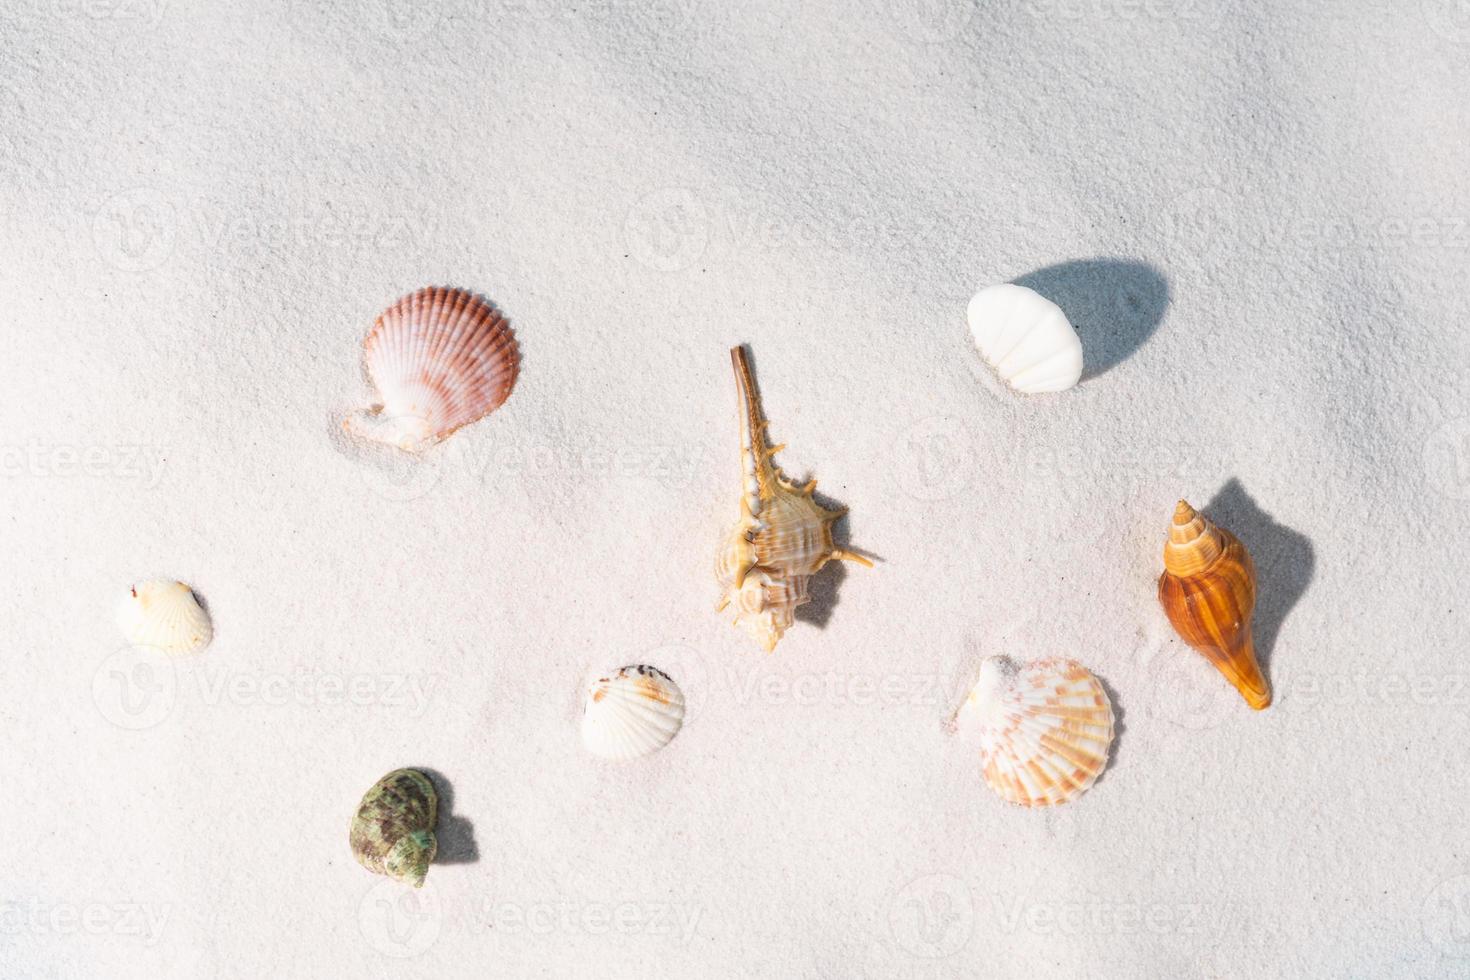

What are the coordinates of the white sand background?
(3, 0, 1469, 976)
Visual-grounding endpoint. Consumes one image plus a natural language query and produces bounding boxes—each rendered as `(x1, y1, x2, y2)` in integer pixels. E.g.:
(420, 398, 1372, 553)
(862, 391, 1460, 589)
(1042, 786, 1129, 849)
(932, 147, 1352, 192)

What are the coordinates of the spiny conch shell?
(1158, 500, 1271, 710)
(581, 666, 685, 760)
(116, 579, 212, 654)
(714, 345, 871, 652)
(349, 768, 439, 888)
(967, 283, 1083, 394)
(344, 285, 520, 452)
(950, 657, 1114, 807)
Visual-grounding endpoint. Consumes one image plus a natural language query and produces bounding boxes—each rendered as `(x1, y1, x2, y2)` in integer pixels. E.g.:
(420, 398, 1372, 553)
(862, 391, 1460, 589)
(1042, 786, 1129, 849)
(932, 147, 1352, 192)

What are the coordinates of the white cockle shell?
(581, 666, 686, 760)
(967, 283, 1083, 394)
(116, 579, 213, 655)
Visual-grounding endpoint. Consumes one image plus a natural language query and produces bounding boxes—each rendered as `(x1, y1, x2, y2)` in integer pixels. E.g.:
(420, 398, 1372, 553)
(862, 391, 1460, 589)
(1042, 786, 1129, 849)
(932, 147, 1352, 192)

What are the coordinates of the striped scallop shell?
(967, 283, 1083, 394)
(954, 657, 1113, 807)
(116, 579, 212, 654)
(347, 286, 519, 451)
(582, 666, 685, 760)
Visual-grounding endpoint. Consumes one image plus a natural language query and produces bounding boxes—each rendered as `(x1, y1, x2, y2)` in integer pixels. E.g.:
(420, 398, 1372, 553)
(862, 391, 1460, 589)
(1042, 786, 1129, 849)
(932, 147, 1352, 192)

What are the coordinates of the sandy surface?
(3, 1, 1469, 977)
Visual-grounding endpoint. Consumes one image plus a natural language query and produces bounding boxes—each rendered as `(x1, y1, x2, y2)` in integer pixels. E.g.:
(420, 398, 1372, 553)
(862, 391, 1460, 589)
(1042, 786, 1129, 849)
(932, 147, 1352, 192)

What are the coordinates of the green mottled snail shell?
(349, 768, 438, 888)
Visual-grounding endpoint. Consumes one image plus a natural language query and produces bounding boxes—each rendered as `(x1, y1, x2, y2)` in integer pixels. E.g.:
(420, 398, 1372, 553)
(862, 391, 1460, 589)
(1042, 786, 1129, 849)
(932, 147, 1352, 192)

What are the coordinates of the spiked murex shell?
(714, 346, 870, 651)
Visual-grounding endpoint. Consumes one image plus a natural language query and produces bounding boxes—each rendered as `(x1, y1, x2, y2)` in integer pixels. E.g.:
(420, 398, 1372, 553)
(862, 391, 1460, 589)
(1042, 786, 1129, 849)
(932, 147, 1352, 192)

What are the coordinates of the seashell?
(952, 656, 1114, 807)
(344, 286, 520, 452)
(714, 346, 871, 652)
(967, 283, 1083, 394)
(116, 579, 212, 654)
(349, 768, 438, 888)
(1157, 500, 1271, 710)
(581, 665, 685, 760)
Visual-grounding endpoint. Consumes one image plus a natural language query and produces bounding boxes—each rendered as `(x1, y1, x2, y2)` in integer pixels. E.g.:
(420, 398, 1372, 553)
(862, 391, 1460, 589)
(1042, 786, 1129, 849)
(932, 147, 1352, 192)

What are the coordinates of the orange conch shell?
(714, 346, 869, 651)
(1157, 500, 1271, 710)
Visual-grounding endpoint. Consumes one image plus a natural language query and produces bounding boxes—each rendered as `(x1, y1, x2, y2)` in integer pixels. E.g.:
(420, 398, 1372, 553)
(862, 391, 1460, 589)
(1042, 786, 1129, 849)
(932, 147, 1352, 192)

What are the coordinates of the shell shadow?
(1200, 479, 1315, 680)
(792, 486, 879, 630)
(1092, 672, 1126, 788)
(414, 767, 478, 865)
(1011, 259, 1170, 381)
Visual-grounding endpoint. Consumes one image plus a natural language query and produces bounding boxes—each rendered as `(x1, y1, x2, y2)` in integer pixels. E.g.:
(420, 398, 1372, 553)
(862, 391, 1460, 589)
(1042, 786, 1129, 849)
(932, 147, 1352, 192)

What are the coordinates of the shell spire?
(1157, 500, 1271, 710)
(731, 345, 790, 515)
(715, 346, 870, 651)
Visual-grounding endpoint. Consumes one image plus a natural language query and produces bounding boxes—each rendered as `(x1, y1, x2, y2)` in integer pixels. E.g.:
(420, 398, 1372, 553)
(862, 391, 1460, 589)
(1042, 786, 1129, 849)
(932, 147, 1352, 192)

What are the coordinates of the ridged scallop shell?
(581, 666, 685, 760)
(714, 346, 870, 652)
(967, 283, 1083, 394)
(349, 768, 438, 888)
(345, 286, 520, 452)
(116, 579, 212, 654)
(953, 657, 1114, 807)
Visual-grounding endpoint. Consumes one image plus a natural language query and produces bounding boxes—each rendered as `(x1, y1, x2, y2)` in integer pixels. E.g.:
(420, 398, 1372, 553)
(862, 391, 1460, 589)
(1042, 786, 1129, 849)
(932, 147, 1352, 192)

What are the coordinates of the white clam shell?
(346, 286, 520, 452)
(116, 579, 212, 655)
(953, 657, 1113, 807)
(581, 666, 685, 760)
(967, 283, 1083, 393)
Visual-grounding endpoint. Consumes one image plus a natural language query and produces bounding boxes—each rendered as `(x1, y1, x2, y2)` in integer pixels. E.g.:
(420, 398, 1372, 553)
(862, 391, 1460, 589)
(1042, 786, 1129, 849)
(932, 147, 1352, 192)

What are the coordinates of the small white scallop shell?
(345, 286, 520, 452)
(581, 666, 685, 760)
(952, 656, 1113, 807)
(116, 579, 212, 655)
(967, 283, 1083, 393)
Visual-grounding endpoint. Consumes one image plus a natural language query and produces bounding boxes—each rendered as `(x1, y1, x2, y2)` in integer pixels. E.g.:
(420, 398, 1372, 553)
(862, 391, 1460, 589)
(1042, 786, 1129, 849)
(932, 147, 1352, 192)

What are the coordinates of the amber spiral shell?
(1157, 500, 1271, 710)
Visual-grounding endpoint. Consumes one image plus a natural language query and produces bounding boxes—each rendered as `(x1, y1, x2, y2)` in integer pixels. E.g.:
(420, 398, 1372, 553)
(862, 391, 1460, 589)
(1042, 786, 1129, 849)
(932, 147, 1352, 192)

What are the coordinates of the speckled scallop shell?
(345, 286, 520, 452)
(349, 768, 438, 888)
(116, 579, 212, 654)
(952, 657, 1114, 807)
(967, 283, 1083, 393)
(581, 666, 685, 760)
